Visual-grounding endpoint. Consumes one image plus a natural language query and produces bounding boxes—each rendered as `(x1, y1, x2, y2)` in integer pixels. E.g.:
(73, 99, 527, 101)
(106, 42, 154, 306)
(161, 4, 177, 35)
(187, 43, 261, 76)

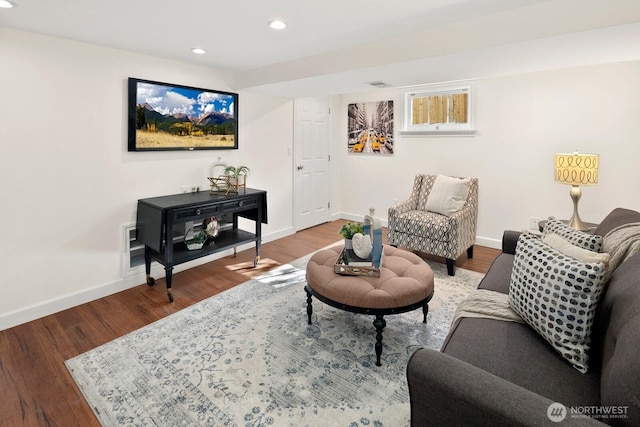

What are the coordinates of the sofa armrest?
(407, 349, 604, 427)
(502, 230, 522, 255)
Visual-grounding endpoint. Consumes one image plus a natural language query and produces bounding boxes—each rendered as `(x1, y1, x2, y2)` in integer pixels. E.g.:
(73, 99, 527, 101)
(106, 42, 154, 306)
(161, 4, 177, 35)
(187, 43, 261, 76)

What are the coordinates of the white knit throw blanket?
(452, 289, 524, 326)
(452, 223, 640, 327)
(602, 222, 640, 272)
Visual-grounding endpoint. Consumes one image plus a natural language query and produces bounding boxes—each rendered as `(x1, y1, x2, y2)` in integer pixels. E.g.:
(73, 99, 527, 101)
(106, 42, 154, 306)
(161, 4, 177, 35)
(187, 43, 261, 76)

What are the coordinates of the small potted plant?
(223, 165, 251, 191)
(339, 221, 364, 249)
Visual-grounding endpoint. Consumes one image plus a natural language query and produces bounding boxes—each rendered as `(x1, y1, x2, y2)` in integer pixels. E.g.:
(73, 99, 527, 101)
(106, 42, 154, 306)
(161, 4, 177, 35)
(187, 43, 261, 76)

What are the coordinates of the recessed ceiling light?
(191, 48, 206, 55)
(0, 0, 16, 8)
(268, 20, 287, 30)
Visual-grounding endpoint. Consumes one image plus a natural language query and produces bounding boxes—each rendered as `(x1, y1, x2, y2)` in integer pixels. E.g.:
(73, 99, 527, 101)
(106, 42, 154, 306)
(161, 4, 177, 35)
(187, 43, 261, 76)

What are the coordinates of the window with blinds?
(402, 82, 476, 135)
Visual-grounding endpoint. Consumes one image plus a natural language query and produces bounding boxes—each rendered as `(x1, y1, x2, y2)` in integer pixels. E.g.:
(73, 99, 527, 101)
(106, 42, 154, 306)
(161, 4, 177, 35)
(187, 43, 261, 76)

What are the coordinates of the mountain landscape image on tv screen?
(128, 78, 238, 151)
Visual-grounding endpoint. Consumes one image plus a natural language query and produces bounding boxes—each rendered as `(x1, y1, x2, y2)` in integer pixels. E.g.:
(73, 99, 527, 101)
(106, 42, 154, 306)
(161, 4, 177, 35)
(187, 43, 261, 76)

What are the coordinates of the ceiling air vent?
(366, 81, 391, 89)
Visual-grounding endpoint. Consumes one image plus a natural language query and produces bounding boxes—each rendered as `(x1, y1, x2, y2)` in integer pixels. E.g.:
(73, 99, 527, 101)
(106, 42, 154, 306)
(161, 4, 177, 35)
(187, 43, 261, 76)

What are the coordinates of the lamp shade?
(554, 152, 599, 186)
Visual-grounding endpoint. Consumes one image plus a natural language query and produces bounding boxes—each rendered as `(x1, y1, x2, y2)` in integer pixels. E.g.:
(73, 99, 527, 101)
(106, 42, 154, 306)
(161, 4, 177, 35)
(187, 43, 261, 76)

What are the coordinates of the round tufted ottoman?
(305, 244, 434, 366)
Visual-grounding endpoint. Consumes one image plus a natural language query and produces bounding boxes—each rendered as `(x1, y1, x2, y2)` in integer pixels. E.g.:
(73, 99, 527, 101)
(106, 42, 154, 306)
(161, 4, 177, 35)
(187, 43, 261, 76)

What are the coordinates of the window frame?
(401, 81, 476, 136)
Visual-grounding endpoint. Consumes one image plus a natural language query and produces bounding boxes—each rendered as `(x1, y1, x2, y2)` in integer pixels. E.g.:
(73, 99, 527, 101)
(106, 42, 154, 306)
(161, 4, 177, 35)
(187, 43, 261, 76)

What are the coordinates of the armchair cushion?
(424, 175, 471, 217)
(392, 210, 455, 237)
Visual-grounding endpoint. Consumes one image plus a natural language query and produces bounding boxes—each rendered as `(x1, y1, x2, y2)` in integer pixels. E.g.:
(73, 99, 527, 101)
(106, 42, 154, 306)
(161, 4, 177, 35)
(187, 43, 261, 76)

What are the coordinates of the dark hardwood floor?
(0, 219, 500, 426)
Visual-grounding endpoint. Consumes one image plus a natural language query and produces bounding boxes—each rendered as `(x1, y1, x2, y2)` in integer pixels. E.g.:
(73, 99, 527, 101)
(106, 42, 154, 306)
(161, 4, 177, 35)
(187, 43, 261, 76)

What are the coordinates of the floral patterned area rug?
(66, 253, 484, 427)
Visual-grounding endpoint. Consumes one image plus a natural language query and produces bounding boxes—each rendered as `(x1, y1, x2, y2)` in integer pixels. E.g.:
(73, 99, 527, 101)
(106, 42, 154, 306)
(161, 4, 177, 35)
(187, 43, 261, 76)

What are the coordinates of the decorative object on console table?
(208, 175, 233, 195)
(202, 216, 220, 241)
(554, 151, 599, 231)
(184, 227, 206, 250)
(209, 165, 250, 194)
(224, 165, 250, 192)
(208, 166, 251, 194)
(210, 159, 227, 180)
(208, 159, 228, 193)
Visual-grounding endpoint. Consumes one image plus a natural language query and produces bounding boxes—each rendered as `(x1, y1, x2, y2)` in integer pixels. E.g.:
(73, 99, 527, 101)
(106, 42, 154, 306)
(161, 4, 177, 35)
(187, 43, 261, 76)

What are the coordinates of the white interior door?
(294, 97, 330, 231)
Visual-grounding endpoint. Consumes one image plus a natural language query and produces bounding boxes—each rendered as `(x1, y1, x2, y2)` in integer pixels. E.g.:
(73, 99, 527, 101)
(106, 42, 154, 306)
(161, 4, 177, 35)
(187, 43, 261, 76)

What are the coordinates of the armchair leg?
(467, 245, 474, 259)
(446, 259, 455, 276)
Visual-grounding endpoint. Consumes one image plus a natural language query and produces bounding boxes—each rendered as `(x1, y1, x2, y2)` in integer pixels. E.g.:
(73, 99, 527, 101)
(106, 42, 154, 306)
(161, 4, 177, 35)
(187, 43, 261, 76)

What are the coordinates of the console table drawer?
(172, 204, 220, 221)
(221, 197, 257, 213)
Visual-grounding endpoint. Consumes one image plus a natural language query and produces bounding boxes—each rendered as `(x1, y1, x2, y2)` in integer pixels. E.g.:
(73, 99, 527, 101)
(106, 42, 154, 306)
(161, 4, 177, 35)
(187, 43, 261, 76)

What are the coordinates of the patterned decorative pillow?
(542, 217, 603, 252)
(509, 233, 608, 373)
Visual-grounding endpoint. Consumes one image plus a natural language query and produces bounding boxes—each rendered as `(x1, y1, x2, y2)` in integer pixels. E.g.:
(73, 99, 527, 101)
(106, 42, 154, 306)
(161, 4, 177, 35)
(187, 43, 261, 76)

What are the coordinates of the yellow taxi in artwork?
(353, 142, 364, 152)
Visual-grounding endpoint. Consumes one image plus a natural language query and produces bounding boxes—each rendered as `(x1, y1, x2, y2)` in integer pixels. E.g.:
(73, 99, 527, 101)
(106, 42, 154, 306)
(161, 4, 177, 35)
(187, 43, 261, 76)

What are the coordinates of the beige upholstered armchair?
(388, 174, 478, 276)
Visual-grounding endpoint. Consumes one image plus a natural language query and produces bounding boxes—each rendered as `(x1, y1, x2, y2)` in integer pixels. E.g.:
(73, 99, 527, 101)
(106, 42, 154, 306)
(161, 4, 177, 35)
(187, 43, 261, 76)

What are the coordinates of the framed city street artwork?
(347, 101, 393, 155)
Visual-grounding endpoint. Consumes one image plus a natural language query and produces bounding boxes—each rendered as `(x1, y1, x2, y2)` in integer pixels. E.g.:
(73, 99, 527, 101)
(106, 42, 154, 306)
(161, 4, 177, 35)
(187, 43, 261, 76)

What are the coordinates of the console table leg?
(305, 287, 313, 324)
(165, 267, 174, 303)
(373, 315, 386, 367)
(144, 247, 155, 286)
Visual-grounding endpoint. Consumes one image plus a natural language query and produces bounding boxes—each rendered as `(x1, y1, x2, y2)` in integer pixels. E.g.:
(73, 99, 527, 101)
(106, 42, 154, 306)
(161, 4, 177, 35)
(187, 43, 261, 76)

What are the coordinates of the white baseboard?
(475, 236, 501, 250)
(0, 220, 498, 331)
(0, 226, 295, 331)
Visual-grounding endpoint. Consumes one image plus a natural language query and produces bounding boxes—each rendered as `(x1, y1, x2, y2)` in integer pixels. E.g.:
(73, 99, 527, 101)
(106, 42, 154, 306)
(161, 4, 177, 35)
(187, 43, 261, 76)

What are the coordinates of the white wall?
(332, 60, 640, 248)
(3, 26, 640, 330)
(0, 28, 294, 329)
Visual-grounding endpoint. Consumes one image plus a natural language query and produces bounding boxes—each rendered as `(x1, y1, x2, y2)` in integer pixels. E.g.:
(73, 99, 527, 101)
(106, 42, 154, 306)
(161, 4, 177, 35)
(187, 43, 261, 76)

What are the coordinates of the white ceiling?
(2, 0, 640, 97)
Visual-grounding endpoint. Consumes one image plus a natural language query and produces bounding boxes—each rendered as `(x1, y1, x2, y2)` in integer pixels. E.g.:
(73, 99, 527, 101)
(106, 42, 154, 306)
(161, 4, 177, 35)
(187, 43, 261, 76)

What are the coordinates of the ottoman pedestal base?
(305, 285, 431, 366)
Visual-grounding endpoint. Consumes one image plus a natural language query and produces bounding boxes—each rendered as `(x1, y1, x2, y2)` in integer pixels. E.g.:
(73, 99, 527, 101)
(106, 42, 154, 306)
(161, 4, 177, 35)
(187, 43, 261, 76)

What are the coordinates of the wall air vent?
(366, 81, 391, 88)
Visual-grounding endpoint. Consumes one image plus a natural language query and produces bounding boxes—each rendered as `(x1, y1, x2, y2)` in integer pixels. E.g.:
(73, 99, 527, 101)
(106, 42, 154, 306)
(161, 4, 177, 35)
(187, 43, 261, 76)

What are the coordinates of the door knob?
(297, 165, 304, 170)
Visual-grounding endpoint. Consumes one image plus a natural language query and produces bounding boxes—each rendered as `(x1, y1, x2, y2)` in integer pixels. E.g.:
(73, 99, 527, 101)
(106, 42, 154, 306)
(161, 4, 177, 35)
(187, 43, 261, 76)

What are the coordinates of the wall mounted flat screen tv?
(128, 78, 238, 151)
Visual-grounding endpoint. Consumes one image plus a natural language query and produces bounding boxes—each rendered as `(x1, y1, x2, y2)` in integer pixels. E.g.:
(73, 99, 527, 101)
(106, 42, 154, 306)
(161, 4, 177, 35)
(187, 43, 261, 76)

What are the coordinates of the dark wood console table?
(136, 188, 267, 302)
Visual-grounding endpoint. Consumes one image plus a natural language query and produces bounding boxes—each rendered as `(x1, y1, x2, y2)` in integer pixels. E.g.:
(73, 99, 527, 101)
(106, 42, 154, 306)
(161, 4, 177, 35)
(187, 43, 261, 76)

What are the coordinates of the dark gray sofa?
(407, 208, 640, 426)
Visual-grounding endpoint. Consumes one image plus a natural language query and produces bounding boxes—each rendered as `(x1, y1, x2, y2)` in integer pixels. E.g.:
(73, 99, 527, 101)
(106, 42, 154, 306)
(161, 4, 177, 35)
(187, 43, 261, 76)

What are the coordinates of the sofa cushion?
(424, 175, 471, 217)
(441, 317, 601, 407)
(542, 217, 603, 252)
(509, 233, 607, 373)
